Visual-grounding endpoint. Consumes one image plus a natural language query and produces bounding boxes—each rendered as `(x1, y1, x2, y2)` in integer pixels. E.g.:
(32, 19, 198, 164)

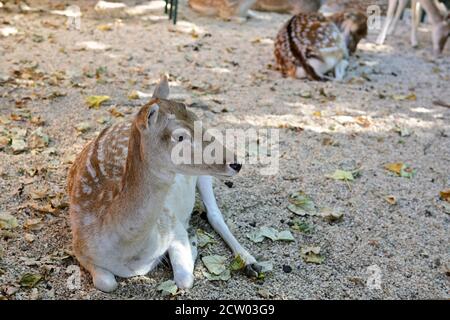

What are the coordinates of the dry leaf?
(0, 213, 19, 229)
(109, 107, 124, 118)
(86, 95, 110, 109)
(24, 233, 35, 243)
(28, 128, 49, 149)
(385, 195, 397, 205)
(300, 246, 324, 264)
(393, 93, 416, 101)
(355, 116, 371, 128)
(384, 162, 415, 178)
(24, 218, 44, 231)
(440, 190, 450, 202)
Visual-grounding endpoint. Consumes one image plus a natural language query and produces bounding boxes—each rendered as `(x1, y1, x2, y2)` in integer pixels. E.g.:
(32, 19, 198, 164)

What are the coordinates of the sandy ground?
(0, 1, 449, 300)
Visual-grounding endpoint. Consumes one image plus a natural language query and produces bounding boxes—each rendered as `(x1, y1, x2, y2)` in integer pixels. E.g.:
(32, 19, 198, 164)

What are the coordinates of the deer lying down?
(68, 76, 260, 292)
(274, 11, 367, 81)
(188, 0, 257, 19)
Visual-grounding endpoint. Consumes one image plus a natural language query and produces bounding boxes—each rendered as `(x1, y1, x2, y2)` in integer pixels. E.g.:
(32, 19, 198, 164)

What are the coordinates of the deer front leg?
(197, 176, 262, 278)
(168, 224, 195, 289)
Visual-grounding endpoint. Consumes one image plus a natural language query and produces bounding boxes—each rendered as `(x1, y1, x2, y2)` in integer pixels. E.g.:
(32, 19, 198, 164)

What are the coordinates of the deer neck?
(114, 123, 175, 230)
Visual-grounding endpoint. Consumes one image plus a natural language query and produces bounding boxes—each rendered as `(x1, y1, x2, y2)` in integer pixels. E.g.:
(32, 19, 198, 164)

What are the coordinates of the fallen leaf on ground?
(11, 138, 27, 154)
(29, 186, 49, 200)
(258, 288, 273, 298)
(355, 116, 371, 128)
(24, 233, 35, 243)
(0, 136, 9, 149)
(86, 95, 110, 109)
(384, 162, 415, 178)
(394, 126, 411, 137)
(300, 246, 324, 264)
(157, 280, 178, 296)
(109, 107, 124, 118)
(24, 218, 44, 231)
(290, 220, 313, 233)
(440, 190, 450, 202)
(385, 195, 397, 205)
(326, 169, 354, 181)
(75, 122, 92, 133)
(247, 226, 295, 243)
(127, 90, 140, 100)
(28, 128, 49, 149)
(0, 213, 19, 229)
(202, 255, 227, 275)
(203, 269, 231, 281)
(196, 229, 216, 248)
(20, 273, 42, 288)
(393, 93, 416, 101)
(319, 209, 344, 222)
(287, 191, 316, 216)
(96, 24, 113, 31)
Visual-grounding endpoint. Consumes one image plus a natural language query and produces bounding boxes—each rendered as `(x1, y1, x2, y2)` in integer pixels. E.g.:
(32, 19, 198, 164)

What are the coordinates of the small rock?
(224, 181, 233, 188)
(282, 265, 292, 273)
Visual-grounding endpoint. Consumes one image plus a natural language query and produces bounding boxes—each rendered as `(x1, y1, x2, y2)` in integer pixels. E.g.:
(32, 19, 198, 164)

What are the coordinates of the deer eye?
(178, 136, 184, 142)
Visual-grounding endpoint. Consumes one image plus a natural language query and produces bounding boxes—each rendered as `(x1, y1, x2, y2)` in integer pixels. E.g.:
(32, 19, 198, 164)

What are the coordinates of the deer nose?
(229, 163, 242, 172)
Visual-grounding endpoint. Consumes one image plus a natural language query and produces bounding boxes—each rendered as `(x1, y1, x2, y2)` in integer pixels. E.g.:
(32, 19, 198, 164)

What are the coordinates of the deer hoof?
(244, 263, 262, 278)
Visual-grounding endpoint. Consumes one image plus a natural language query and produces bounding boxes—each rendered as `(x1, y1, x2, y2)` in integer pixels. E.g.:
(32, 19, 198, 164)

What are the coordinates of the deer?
(376, 0, 449, 55)
(251, 0, 321, 14)
(274, 11, 367, 81)
(188, 0, 258, 19)
(67, 75, 261, 292)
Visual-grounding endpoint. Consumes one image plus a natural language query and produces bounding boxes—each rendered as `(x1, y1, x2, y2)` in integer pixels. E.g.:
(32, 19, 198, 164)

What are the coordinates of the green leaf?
(203, 269, 231, 281)
(287, 191, 316, 216)
(0, 213, 18, 230)
(86, 95, 110, 109)
(230, 255, 246, 271)
(157, 280, 178, 296)
(326, 170, 354, 181)
(247, 227, 295, 243)
(300, 246, 324, 264)
(20, 273, 42, 288)
(202, 255, 227, 275)
(196, 229, 216, 248)
(276, 230, 295, 242)
(291, 220, 313, 233)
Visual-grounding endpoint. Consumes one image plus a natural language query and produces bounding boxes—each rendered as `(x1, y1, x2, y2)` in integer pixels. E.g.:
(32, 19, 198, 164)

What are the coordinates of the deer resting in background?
(68, 75, 261, 292)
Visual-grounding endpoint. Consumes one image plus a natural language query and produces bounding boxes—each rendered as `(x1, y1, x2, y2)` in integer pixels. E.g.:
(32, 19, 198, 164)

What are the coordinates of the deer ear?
(147, 103, 159, 126)
(152, 74, 170, 99)
(136, 99, 159, 130)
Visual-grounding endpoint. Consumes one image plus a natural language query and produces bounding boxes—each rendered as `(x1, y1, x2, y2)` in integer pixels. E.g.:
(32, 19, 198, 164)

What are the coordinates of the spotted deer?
(188, 0, 257, 19)
(68, 75, 261, 292)
(274, 11, 367, 81)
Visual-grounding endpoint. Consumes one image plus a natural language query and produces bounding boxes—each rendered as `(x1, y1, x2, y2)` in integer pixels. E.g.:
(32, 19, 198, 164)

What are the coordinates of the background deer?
(188, 0, 257, 19)
(274, 11, 367, 81)
(68, 75, 261, 292)
(251, 0, 321, 14)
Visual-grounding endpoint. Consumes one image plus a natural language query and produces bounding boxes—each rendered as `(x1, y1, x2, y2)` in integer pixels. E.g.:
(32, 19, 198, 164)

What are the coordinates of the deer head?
(129, 75, 241, 180)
